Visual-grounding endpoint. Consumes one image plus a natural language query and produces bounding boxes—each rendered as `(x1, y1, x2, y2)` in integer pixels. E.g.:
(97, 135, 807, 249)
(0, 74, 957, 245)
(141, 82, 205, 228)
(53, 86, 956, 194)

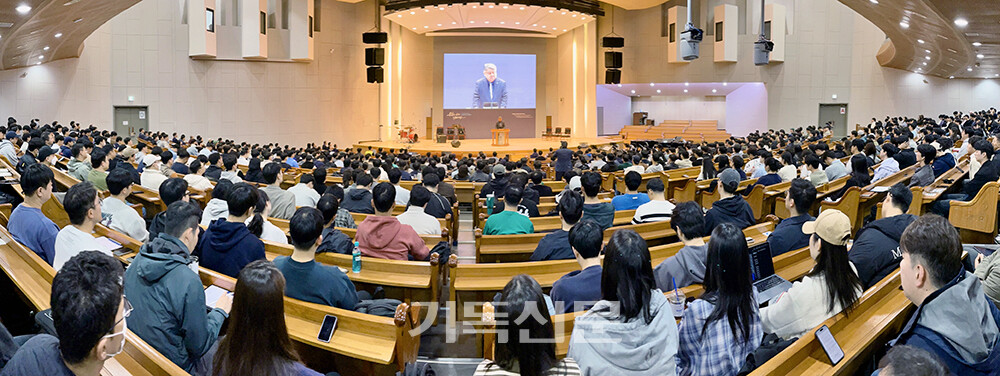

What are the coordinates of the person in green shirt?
(483, 186, 534, 235)
(86, 148, 110, 191)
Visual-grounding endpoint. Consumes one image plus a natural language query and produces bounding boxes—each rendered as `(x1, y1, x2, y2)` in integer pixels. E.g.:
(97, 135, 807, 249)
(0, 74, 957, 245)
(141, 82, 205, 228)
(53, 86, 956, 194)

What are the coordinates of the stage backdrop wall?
(630, 96, 727, 130)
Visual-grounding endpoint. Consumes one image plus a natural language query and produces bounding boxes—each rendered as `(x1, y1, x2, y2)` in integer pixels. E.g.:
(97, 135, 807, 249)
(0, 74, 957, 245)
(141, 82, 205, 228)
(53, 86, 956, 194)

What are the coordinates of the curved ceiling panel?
(840, 0, 998, 79)
(0, 0, 140, 70)
(601, 0, 668, 10)
(387, 3, 597, 36)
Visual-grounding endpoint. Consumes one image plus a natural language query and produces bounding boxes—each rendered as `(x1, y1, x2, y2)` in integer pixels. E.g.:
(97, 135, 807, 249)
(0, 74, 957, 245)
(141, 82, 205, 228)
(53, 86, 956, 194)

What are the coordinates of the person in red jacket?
(355, 182, 430, 261)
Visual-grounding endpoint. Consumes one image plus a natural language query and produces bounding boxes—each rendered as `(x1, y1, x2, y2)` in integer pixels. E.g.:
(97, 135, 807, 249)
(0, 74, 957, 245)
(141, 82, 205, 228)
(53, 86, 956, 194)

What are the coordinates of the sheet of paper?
(93, 236, 122, 253)
(204, 285, 228, 306)
(870, 186, 890, 193)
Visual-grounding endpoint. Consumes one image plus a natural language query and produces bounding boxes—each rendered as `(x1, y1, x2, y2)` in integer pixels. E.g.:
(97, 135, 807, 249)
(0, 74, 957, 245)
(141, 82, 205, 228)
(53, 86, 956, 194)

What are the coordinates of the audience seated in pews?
(184, 160, 214, 191)
(611, 171, 650, 211)
(931, 137, 956, 177)
(342, 172, 375, 214)
(274, 207, 359, 310)
(102, 168, 150, 242)
(653, 201, 707, 291)
(768, 179, 816, 257)
(9, 164, 59, 265)
(579, 172, 613, 230)
(677, 223, 763, 375)
(2, 252, 126, 375)
(748, 157, 783, 192)
(568, 229, 678, 374)
(356, 182, 430, 261)
(761, 209, 862, 340)
(528, 171, 554, 197)
(139, 154, 167, 192)
(260, 163, 296, 220)
(891, 215, 1000, 375)
(396, 185, 442, 236)
(315, 194, 354, 254)
(389, 168, 410, 207)
(550, 219, 603, 313)
(830, 154, 871, 201)
(491, 173, 540, 217)
(193, 260, 326, 376)
(195, 183, 266, 278)
(474, 275, 582, 375)
(288, 173, 320, 208)
(246, 188, 289, 244)
(530, 191, 583, 261)
(126, 201, 232, 372)
(704, 168, 755, 232)
(930, 140, 999, 217)
(850, 184, 917, 289)
(171, 149, 191, 174)
(201, 179, 232, 226)
(480, 165, 510, 198)
(203, 153, 223, 182)
(53, 182, 108, 270)
(631, 178, 675, 224)
(421, 173, 452, 219)
(484, 186, 534, 235)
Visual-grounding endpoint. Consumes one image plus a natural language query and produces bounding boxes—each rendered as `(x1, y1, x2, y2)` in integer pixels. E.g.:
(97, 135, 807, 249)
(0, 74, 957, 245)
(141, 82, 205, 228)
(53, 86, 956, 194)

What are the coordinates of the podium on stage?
(491, 129, 510, 146)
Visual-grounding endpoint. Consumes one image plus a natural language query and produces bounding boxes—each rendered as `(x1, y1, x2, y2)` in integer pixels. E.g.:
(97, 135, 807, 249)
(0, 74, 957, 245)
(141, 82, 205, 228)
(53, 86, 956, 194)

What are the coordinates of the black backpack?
(736, 333, 797, 375)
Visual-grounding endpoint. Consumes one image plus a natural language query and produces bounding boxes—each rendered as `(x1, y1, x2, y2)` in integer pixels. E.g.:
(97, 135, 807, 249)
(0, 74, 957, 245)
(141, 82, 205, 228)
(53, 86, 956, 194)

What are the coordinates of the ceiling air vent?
(0, 22, 14, 28)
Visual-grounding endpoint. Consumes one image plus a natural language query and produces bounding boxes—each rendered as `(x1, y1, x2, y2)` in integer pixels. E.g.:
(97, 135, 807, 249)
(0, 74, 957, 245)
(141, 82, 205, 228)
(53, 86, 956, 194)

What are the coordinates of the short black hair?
(624, 171, 642, 191)
(900, 215, 963, 288)
(646, 177, 664, 193)
(581, 171, 602, 197)
(90, 148, 107, 169)
(670, 201, 705, 239)
(64, 181, 98, 226)
(289, 207, 324, 249)
(160, 150, 173, 164)
(208, 152, 221, 166)
(788, 178, 818, 212)
(388, 168, 402, 184)
(878, 345, 948, 376)
(188, 159, 202, 173)
(222, 153, 238, 170)
(422, 172, 440, 188)
(764, 157, 782, 173)
(557, 190, 584, 225)
(20, 163, 53, 196)
(804, 154, 821, 169)
(299, 173, 314, 185)
(71, 143, 86, 158)
(162, 201, 202, 238)
(881, 143, 899, 158)
(51, 251, 123, 364)
(504, 186, 523, 207)
(176, 149, 189, 159)
(917, 144, 937, 165)
(972, 139, 995, 159)
(530, 171, 544, 184)
(887, 183, 912, 212)
(569, 220, 603, 259)
(373, 182, 396, 212)
(158, 177, 189, 205)
(409, 184, 431, 207)
(356, 172, 374, 187)
(106, 168, 133, 196)
(227, 183, 259, 217)
(316, 194, 341, 225)
(262, 162, 281, 184)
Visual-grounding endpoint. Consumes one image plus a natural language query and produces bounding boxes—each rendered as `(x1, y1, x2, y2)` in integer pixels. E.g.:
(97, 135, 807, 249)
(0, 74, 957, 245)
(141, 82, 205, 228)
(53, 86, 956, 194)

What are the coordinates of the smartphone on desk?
(318, 315, 338, 343)
(816, 325, 844, 365)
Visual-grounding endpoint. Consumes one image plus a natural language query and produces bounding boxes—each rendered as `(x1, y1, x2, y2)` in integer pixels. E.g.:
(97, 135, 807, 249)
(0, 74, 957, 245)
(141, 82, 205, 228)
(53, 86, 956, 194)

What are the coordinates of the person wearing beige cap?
(760, 209, 863, 340)
(140, 153, 168, 192)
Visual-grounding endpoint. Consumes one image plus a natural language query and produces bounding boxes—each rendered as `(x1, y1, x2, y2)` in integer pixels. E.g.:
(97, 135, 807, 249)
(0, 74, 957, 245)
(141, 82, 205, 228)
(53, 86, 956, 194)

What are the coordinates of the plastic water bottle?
(352, 241, 361, 273)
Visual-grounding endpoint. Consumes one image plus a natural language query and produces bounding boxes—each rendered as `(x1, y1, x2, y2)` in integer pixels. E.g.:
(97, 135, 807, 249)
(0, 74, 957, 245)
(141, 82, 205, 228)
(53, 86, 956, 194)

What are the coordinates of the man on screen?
(473, 63, 508, 109)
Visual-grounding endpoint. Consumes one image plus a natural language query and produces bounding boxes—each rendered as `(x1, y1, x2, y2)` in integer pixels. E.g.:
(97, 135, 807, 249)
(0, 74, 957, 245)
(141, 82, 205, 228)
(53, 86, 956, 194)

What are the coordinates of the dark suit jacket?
(964, 158, 1000, 198)
(473, 78, 508, 108)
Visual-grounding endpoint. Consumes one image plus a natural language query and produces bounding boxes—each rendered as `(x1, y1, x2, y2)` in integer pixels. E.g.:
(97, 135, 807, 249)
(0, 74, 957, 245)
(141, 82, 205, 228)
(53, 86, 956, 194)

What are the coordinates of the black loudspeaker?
(604, 51, 622, 69)
(605, 69, 621, 84)
(365, 48, 385, 66)
(602, 36, 624, 48)
(367, 66, 384, 83)
(363, 32, 388, 44)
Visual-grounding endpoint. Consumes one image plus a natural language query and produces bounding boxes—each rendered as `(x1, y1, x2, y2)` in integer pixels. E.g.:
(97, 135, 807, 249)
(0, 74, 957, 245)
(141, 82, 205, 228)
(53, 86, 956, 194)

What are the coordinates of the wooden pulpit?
(491, 129, 510, 146)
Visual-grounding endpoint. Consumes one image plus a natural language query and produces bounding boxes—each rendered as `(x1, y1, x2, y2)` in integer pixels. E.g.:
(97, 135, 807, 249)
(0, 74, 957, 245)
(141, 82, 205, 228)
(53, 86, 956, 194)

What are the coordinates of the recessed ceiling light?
(409, 11, 415, 14)
(649, 83, 655, 86)
(412, 27, 417, 30)
(572, 14, 577, 17)
(43, 46, 49, 51)
(562, 29, 567, 32)
(973, 42, 982, 47)
(995, 74, 999, 77)
(451, 22, 456, 24)
(519, 7, 524, 10)
(616, 84, 622, 87)
(549, 10, 554, 13)
(502, 5, 507, 9)
(561, 11, 566, 14)
(925, 56, 931, 60)
(514, 22, 519, 25)
(712, 89, 717, 93)
(954, 18, 968, 27)
(436, 23, 441, 26)
(978, 54, 985, 59)
(499, 21, 504, 24)
(925, 49, 930, 53)
(900, 21, 909, 29)
(469, 21, 475, 24)
(968, 67, 974, 71)
(15, 4, 31, 14)
(684, 82, 689, 86)
(922, 62, 927, 65)
(552, 27, 557, 30)
(471, 5, 476, 8)
(423, 8, 428, 12)
(484, 21, 489, 24)
(917, 39, 924, 44)
(656, 89, 661, 93)
(532, 24, 537, 26)
(488, 5, 493, 8)
(397, 14, 402, 17)
(423, 25, 428, 28)
(723, 82, 728, 86)
(38, 55, 43, 59)
(630, 90, 635, 94)
(949, 76, 955, 79)
(683, 89, 688, 93)
(869, 0, 878, 3)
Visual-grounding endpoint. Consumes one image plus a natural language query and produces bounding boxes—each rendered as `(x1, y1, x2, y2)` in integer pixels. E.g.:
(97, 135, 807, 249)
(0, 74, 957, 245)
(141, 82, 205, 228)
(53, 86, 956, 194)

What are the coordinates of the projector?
(754, 38, 774, 66)
(680, 24, 703, 61)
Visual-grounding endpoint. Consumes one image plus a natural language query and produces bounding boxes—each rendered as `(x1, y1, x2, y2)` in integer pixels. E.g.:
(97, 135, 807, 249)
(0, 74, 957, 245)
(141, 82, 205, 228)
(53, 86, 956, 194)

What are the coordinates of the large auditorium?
(0, 0, 998, 375)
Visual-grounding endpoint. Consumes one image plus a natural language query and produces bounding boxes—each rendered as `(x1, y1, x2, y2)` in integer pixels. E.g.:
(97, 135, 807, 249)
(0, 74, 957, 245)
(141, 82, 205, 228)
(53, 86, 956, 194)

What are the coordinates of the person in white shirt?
(589, 155, 607, 170)
(139, 154, 168, 192)
(760, 209, 863, 340)
(53, 181, 110, 270)
(389, 168, 410, 207)
(220, 154, 243, 184)
(183, 159, 214, 192)
(873, 143, 901, 182)
(777, 152, 798, 182)
(288, 174, 321, 208)
(623, 155, 645, 175)
(236, 149, 251, 167)
(246, 188, 289, 244)
(395, 185, 442, 236)
(102, 169, 149, 243)
(631, 178, 675, 224)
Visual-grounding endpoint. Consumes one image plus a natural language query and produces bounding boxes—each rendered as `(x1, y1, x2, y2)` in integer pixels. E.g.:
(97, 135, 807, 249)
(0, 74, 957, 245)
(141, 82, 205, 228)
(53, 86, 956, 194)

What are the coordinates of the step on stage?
(354, 137, 622, 158)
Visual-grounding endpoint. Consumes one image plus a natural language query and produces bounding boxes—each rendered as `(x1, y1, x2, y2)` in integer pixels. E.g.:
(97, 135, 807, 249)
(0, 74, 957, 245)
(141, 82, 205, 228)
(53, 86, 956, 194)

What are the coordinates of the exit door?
(113, 106, 149, 137)
(818, 104, 847, 138)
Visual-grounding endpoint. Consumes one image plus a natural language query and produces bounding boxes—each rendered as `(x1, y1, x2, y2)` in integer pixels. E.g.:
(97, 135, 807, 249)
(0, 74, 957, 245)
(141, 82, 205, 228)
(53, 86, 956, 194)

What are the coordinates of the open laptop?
(749, 242, 793, 305)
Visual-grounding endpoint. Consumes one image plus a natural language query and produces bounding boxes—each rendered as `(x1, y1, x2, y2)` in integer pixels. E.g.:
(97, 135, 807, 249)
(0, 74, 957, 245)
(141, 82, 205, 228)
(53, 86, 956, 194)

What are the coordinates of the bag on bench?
(736, 332, 797, 375)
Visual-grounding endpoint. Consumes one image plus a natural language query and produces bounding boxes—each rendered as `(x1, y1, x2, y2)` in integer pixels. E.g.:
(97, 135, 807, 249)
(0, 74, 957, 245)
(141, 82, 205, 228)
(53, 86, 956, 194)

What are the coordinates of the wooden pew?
(819, 186, 862, 232)
(749, 272, 914, 376)
(774, 174, 850, 219)
(912, 160, 970, 214)
(949, 181, 999, 243)
(474, 219, 677, 263)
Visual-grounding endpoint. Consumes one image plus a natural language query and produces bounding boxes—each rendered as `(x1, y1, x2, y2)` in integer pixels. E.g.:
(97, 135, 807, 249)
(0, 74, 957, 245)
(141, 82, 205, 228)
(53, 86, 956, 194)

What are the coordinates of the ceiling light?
(954, 18, 968, 27)
(925, 49, 930, 53)
(869, 0, 878, 3)
(917, 39, 924, 44)
(15, 4, 31, 14)
(949, 76, 955, 79)
(723, 82, 728, 86)
(561, 11, 566, 15)
(409, 11, 415, 14)
(968, 67, 974, 71)
(549, 10, 554, 13)
(925, 56, 931, 60)
(35, 62, 40, 65)
(397, 14, 402, 17)
(552, 27, 557, 30)
(423, 8, 428, 12)
(438, 7, 444, 10)
(532, 24, 537, 26)
(472, 5, 477, 8)
(683, 89, 688, 93)
(488, 5, 493, 8)
(922, 62, 927, 65)
(684, 82, 689, 86)
(437, 23, 442, 26)
(43, 46, 49, 51)
(900, 21, 909, 29)
(630, 90, 635, 94)
(973, 42, 982, 47)
(656, 89, 661, 93)
(502, 5, 508, 9)
(38, 55, 43, 59)
(649, 83, 654, 86)
(412, 27, 417, 30)
(562, 29, 567, 32)
(514, 22, 520, 25)
(423, 25, 428, 28)
(995, 74, 999, 77)
(519, 7, 525, 10)
(712, 89, 717, 93)
(572, 14, 577, 17)
(978, 54, 985, 59)
(484, 21, 489, 24)
(499, 21, 504, 24)
(617, 84, 622, 87)
(451, 22, 456, 24)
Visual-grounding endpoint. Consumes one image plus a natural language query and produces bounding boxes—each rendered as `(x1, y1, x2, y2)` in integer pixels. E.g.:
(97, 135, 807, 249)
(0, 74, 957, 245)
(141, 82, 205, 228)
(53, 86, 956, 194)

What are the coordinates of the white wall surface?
(631, 96, 727, 129)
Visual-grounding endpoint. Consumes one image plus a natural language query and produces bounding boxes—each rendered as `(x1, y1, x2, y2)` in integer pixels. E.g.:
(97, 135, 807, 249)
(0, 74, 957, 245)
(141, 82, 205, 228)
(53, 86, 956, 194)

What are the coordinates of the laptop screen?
(749, 242, 775, 281)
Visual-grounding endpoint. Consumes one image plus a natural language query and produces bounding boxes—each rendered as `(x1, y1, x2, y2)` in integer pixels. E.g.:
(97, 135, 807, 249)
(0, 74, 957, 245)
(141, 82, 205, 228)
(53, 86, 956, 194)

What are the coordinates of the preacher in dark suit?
(473, 63, 508, 109)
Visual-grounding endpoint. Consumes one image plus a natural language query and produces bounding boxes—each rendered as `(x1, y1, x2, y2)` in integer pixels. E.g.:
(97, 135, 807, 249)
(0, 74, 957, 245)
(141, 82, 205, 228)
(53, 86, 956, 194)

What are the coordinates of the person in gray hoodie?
(568, 229, 678, 375)
(0, 131, 18, 165)
(891, 215, 1000, 375)
(124, 201, 232, 372)
(654, 201, 708, 291)
(200, 179, 233, 226)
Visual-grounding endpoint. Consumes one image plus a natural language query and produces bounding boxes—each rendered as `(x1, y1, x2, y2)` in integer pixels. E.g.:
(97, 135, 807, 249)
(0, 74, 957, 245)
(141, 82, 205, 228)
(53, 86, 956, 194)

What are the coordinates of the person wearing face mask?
(1, 251, 129, 376)
(124, 201, 233, 372)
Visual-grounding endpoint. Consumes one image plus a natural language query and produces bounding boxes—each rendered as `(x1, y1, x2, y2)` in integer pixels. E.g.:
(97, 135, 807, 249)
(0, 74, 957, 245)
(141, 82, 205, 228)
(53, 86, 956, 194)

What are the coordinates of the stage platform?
(354, 137, 623, 158)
